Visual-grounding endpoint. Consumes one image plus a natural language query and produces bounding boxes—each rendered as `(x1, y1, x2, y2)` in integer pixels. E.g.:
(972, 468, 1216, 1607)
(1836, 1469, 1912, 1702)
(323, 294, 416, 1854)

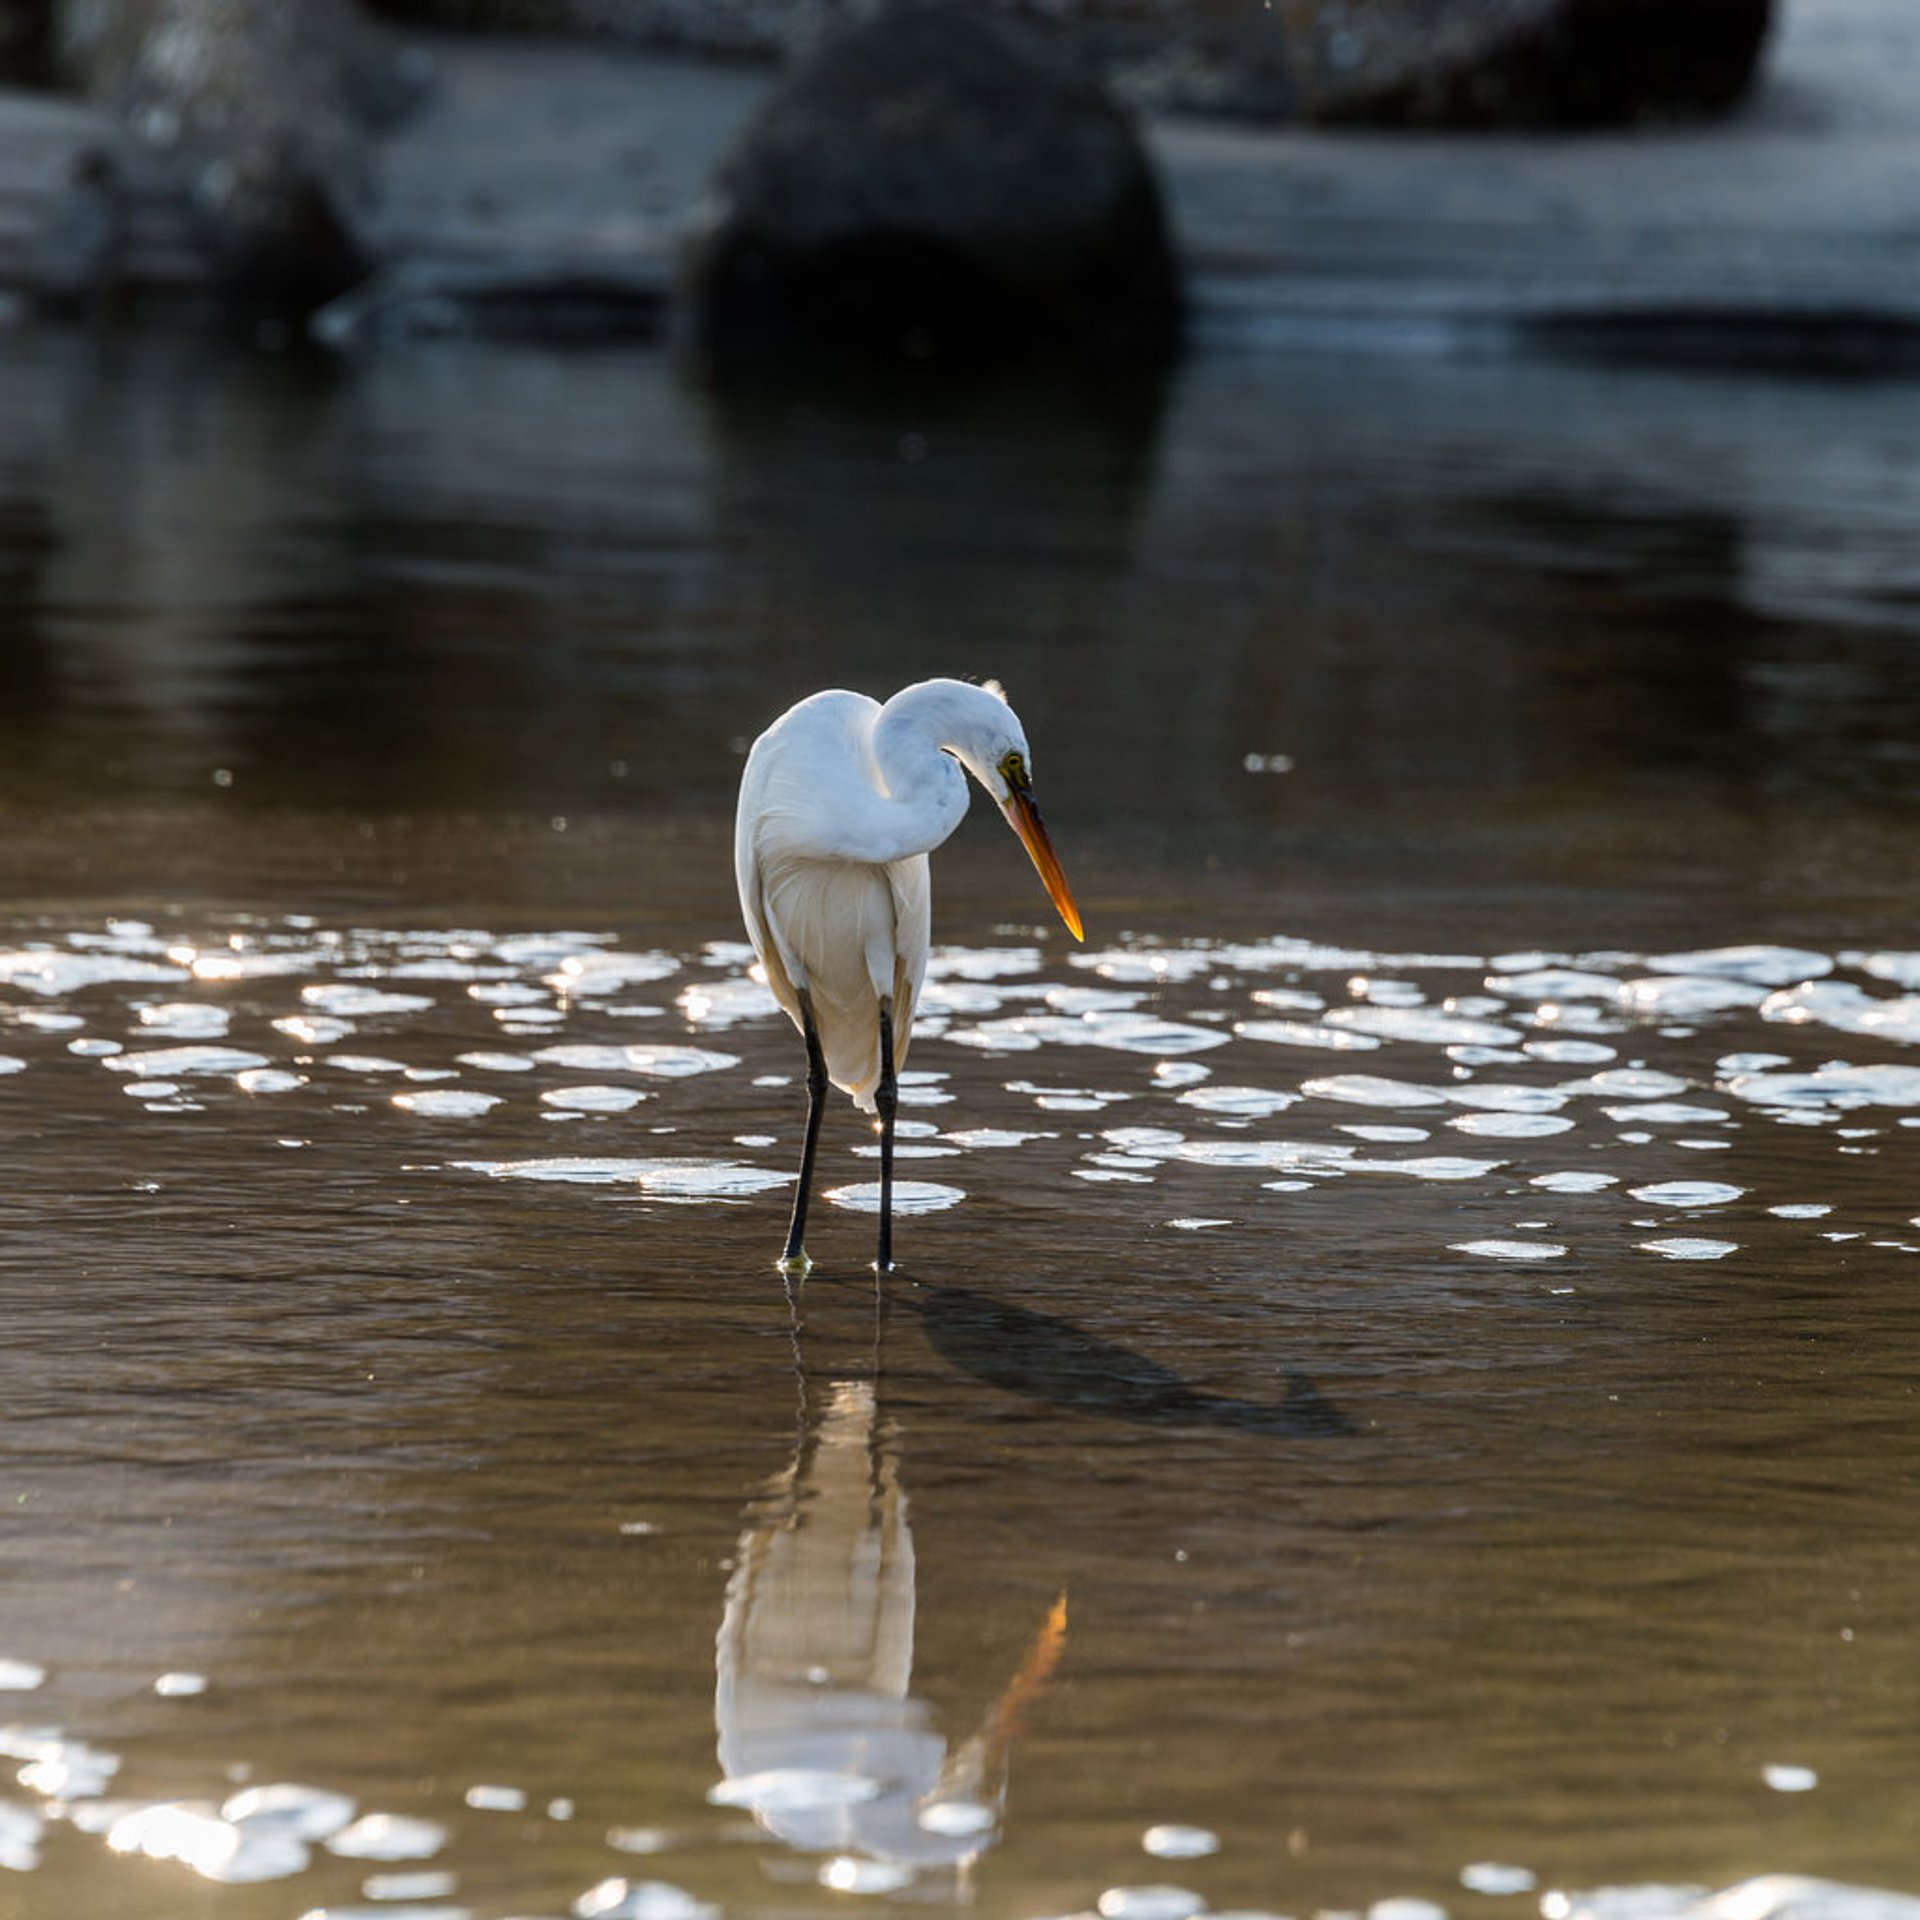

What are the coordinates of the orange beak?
(1001, 780, 1084, 942)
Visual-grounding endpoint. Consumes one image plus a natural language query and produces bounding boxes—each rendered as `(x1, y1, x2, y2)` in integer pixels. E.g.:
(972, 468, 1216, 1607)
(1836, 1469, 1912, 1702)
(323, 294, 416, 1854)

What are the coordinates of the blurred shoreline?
(0, 0, 1911, 363)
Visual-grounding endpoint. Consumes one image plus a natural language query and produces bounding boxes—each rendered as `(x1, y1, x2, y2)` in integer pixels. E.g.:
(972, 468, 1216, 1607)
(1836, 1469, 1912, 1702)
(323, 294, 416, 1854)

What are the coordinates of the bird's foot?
(776, 1248, 812, 1279)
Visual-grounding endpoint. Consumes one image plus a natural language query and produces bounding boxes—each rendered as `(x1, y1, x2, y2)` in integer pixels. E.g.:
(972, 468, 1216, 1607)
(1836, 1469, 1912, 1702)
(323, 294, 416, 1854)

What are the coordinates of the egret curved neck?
(857, 705, 970, 864)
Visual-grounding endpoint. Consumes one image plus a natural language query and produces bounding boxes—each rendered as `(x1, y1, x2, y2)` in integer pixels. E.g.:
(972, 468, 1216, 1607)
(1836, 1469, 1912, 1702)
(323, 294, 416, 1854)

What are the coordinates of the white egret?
(736, 678, 1082, 1273)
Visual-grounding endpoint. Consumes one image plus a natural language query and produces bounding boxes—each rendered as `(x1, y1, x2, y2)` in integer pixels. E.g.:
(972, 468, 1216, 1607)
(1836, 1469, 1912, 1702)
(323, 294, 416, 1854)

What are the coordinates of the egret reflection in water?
(714, 1305, 1066, 1893)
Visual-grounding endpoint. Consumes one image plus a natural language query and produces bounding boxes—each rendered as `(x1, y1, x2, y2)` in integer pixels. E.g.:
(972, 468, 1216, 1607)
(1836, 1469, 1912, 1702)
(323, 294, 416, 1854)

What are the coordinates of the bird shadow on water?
(796, 1273, 1354, 1439)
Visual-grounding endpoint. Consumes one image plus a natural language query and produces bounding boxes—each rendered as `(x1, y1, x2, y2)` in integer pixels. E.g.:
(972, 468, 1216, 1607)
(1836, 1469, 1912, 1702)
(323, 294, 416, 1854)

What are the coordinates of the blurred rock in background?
(1272, 0, 1776, 127)
(362, 0, 1773, 124)
(677, 7, 1182, 372)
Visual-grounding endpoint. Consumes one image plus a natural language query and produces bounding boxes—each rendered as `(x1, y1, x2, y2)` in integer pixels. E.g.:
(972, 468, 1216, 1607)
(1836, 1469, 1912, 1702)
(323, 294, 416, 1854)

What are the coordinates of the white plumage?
(736, 677, 1082, 1271)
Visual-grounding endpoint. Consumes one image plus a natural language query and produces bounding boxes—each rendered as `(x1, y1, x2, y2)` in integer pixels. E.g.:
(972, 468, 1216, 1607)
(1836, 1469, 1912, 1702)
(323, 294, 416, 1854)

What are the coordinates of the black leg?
(781, 992, 828, 1274)
(875, 1001, 898, 1274)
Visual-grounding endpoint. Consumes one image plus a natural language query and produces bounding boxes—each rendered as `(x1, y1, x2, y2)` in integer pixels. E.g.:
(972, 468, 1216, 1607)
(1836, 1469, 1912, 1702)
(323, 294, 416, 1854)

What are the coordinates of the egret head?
(936, 681, 1083, 943)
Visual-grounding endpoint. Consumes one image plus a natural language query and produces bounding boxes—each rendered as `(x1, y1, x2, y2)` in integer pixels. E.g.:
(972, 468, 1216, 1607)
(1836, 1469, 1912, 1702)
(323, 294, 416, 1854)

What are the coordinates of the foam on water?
(1142, 1825, 1221, 1860)
(1494, 968, 1622, 1002)
(275, 1015, 354, 1045)
(575, 1877, 719, 1920)
(1620, 977, 1771, 1019)
(1761, 982, 1920, 1043)
(1461, 1863, 1538, 1896)
(1324, 1006, 1522, 1047)
(302, 985, 436, 1017)
(392, 1090, 502, 1118)
(1630, 1182, 1744, 1207)
(1450, 1113, 1574, 1138)
(1097, 1885, 1208, 1920)
(820, 1857, 916, 1894)
(533, 1044, 738, 1078)
(106, 1801, 311, 1882)
(825, 1181, 966, 1215)
(236, 1069, 306, 1094)
(920, 1801, 998, 1838)
(546, 952, 679, 997)
(1176, 1085, 1300, 1117)
(325, 1812, 448, 1860)
(0, 949, 187, 995)
(707, 1769, 880, 1812)
(1452, 1239, 1569, 1260)
(1300, 1074, 1450, 1108)
(1544, 1879, 1920, 1920)
(457, 1158, 788, 1199)
(1646, 946, 1832, 986)
(1236, 1019, 1383, 1052)
(222, 1783, 356, 1839)
(1726, 1064, 1920, 1110)
(136, 1002, 230, 1038)
(541, 1085, 649, 1113)
(0, 1800, 42, 1871)
(105, 1045, 271, 1078)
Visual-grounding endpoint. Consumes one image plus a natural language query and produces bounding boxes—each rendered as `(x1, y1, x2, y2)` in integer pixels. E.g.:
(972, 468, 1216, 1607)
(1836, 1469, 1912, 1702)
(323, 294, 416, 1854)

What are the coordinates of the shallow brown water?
(1, 333, 1919, 1920)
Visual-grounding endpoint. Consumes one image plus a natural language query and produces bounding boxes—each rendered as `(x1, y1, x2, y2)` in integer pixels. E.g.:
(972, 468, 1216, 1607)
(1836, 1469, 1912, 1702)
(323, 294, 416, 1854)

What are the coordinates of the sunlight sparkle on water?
(574, 1877, 719, 1920)
(826, 1180, 965, 1215)
(1630, 1182, 1744, 1207)
(1453, 1239, 1569, 1260)
(392, 1090, 502, 1117)
(1097, 1885, 1208, 1920)
(1461, 1863, 1537, 1895)
(1142, 1824, 1221, 1860)
(325, 1813, 448, 1860)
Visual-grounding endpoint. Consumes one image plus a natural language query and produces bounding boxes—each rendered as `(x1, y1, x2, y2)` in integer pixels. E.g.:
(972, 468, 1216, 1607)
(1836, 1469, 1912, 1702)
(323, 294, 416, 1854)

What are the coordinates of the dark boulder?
(677, 6, 1182, 370)
(1273, 0, 1775, 128)
(0, 1, 51, 85)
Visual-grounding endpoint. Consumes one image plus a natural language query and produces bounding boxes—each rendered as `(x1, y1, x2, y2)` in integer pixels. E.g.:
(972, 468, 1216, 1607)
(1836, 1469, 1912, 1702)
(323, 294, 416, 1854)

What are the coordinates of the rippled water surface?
(3, 333, 1920, 1920)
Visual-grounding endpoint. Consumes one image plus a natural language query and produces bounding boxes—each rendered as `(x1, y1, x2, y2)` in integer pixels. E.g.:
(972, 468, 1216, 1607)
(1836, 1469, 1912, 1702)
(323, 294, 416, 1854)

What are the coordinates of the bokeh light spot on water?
(222, 1782, 356, 1839)
(1461, 1863, 1538, 1895)
(0, 1659, 46, 1691)
(1630, 1182, 1744, 1207)
(1097, 1885, 1208, 1920)
(540, 1084, 651, 1113)
(819, 1855, 916, 1894)
(106, 1801, 311, 1883)
(824, 1181, 966, 1215)
(1640, 1238, 1740, 1261)
(325, 1812, 449, 1860)
(1452, 1239, 1569, 1261)
(1761, 1765, 1818, 1794)
(572, 1877, 719, 1919)
(919, 1800, 997, 1838)
(463, 1784, 526, 1811)
(393, 1090, 503, 1118)
(0, 1800, 43, 1871)
(707, 1768, 881, 1813)
(1142, 1823, 1221, 1860)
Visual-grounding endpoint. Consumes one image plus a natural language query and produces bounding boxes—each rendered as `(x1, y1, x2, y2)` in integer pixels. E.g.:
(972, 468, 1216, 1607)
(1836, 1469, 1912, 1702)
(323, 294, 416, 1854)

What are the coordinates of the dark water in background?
(1, 332, 1919, 1920)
